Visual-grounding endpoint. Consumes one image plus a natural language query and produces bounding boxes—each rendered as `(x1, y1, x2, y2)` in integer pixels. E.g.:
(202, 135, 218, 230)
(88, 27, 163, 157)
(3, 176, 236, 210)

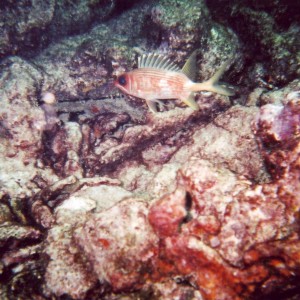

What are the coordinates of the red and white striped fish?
(114, 52, 234, 113)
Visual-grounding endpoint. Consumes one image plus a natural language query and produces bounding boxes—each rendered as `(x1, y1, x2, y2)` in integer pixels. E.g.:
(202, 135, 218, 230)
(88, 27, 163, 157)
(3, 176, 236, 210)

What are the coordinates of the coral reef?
(0, 0, 299, 299)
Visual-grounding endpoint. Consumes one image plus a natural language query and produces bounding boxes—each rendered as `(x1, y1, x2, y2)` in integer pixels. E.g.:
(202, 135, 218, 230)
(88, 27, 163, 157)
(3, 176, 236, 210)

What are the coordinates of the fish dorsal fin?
(181, 50, 198, 81)
(138, 53, 181, 72)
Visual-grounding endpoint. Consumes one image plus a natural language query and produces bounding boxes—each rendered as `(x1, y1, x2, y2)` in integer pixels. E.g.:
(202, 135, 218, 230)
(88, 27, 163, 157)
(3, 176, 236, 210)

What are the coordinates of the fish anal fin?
(181, 50, 198, 81)
(181, 93, 199, 110)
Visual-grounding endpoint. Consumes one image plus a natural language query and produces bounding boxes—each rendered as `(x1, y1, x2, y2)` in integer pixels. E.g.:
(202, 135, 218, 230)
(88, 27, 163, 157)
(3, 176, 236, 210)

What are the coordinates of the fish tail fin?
(191, 60, 235, 96)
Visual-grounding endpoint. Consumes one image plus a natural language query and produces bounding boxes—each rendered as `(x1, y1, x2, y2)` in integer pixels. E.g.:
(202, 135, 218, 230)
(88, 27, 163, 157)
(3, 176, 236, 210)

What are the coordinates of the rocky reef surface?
(0, 0, 299, 299)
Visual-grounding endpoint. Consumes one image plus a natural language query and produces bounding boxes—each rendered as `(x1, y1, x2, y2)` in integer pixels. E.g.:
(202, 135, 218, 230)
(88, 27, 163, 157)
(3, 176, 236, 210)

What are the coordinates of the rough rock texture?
(207, 0, 300, 89)
(75, 199, 159, 292)
(0, 56, 59, 199)
(0, 0, 299, 300)
(0, 0, 118, 59)
(45, 223, 98, 299)
(39, 94, 300, 300)
(0, 0, 55, 58)
(148, 96, 300, 300)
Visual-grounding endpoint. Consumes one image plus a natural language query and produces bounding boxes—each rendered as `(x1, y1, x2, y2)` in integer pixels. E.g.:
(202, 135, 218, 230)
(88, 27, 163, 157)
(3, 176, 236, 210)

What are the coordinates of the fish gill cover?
(0, 0, 299, 299)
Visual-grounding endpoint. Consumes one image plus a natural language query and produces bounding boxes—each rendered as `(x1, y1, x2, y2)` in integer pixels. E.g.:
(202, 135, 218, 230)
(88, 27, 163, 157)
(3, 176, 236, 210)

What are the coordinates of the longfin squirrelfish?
(114, 51, 235, 113)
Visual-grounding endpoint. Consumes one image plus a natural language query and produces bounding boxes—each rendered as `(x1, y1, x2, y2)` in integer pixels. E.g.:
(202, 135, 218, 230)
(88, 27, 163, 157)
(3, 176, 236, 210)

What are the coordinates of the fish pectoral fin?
(153, 99, 167, 108)
(181, 93, 199, 110)
(145, 99, 158, 113)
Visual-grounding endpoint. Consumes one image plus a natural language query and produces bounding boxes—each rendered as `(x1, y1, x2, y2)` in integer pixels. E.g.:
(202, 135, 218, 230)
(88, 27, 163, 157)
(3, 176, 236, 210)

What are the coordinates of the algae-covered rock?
(0, 0, 55, 58)
(0, 0, 118, 59)
(207, 0, 300, 88)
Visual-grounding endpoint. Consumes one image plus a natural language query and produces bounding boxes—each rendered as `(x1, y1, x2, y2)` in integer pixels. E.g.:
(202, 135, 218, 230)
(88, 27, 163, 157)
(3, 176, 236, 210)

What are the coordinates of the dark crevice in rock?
(111, 0, 143, 18)
(0, 258, 47, 299)
(253, 276, 300, 300)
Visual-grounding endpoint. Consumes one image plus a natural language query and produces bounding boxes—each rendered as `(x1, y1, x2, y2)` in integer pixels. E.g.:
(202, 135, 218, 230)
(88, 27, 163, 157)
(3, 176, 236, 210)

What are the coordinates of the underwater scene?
(0, 0, 300, 299)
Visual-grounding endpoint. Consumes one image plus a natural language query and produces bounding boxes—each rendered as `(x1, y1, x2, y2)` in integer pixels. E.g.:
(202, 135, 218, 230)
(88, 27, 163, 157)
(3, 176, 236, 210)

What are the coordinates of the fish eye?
(118, 75, 127, 86)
